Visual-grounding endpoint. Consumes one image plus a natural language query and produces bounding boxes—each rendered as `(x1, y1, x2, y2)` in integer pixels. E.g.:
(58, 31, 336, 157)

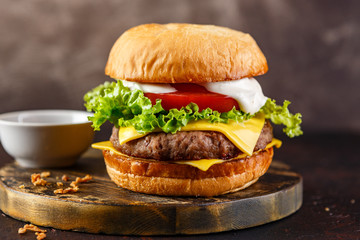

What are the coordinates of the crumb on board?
(19, 185, 25, 189)
(70, 181, 77, 188)
(61, 175, 69, 182)
(54, 185, 79, 194)
(31, 174, 47, 186)
(35, 232, 47, 240)
(325, 207, 330, 212)
(54, 174, 92, 194)
(40, 171, 51, 178)
(18, 224, 47, 239)
(18, 223, 47, 234)
(350, 199, 355, 204)
(76, 174, 93, 183)
(70, 174, 93, 188)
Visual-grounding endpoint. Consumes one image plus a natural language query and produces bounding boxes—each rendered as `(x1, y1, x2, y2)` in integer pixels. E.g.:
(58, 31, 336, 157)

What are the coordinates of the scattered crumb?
(31, 173, 41, 183)
(18, 224, 47, 234)
(54, 188, 62, 194)
(18, 224, 47, 239)
(54, 174, 92, 194)
(31, 174, 47, 186)
(61, 175, 69, 182)
(40, 171, 51, 178)
(54, 186, 79, 194)
(76, 174, 93, 183)
(35, 232, 47, 240)
(18, 227, 27, 234)
(70, 174, 93, 188)
(325, 207, 330, 212)
(350, 199, 355, 204)
(19, 185, 25, 189)
(70, 181, 78, 188)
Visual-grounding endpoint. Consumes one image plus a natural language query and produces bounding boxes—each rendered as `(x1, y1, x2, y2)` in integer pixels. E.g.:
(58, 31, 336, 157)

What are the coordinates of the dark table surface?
(0, 132, 359, 240)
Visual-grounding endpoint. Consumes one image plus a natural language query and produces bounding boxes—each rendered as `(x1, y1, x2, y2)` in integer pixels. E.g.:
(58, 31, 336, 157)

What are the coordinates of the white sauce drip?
(120, 78, 267, 114)
(120, 80, 176, 93)
(200, 78, 267, 114)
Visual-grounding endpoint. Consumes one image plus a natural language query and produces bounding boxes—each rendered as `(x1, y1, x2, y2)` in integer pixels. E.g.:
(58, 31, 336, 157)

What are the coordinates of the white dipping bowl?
(0, 110, 94, 168)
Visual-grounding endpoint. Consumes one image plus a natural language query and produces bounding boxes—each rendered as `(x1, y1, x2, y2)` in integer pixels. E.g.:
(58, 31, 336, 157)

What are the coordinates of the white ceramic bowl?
(0, 110, 94, 168)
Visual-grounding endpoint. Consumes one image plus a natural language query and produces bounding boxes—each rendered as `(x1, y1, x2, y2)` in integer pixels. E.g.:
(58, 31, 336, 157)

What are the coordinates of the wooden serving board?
(0, 150, 302, 235)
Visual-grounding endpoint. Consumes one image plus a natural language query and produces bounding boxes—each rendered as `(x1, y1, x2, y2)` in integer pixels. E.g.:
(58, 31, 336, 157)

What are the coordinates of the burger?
(84, 23, 302, 197)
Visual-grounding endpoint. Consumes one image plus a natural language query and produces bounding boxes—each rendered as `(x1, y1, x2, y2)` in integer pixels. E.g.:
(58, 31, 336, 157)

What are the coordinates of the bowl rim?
(0, 109, 93, 127)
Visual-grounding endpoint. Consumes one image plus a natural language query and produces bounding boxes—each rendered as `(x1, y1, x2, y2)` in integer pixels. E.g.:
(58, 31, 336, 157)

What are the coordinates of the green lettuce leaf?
(260, 99, 303, 137)
(84, 80, 302, 137)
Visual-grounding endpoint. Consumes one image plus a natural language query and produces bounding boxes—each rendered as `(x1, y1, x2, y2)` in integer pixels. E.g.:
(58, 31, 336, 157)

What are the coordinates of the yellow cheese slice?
(91, 138, 282, 172)
(118, 127, 144, 144)
(92, 141, 124, 156)
(266, 138, 282, 149)
(174, 138, 282, 171)
(118, 114, 265, 156)
(174, 159, 225, 171)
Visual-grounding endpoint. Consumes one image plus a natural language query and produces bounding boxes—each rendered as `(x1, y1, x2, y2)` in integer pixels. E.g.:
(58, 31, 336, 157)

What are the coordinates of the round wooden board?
(0, 151, 302, 235)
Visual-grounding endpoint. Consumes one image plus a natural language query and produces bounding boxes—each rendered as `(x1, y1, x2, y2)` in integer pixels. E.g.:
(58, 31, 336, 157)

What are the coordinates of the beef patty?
(110, 120, 273, 161)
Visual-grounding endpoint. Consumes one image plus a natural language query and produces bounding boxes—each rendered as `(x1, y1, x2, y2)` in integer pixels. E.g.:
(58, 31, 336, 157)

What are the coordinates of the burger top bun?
(105, 23, 268, 83)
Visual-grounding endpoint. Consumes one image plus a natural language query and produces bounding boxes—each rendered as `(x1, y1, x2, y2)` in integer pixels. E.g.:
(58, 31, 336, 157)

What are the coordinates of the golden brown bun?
(103, 147, 273, 197)
(105, 23, 268, 83)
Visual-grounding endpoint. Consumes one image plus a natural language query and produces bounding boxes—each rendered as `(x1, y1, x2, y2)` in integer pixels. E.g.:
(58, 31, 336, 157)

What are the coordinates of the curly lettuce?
(260, 99, 303, 137)
(84, 80, 302, 137)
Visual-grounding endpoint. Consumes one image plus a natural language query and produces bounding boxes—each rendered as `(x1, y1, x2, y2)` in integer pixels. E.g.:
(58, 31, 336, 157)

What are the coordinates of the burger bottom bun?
(103, 147, 273, 197)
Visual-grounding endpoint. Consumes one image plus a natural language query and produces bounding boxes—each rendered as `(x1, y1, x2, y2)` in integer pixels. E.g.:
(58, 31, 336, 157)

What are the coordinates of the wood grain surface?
(0, 150, 302, 235)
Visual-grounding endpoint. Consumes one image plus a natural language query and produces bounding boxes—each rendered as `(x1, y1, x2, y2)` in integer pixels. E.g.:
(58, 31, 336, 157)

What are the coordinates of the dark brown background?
(0, 0, 359, 134)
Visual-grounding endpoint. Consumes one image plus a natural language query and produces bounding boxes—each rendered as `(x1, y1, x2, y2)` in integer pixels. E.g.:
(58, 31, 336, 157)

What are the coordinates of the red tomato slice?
(144, 83, 239, 112)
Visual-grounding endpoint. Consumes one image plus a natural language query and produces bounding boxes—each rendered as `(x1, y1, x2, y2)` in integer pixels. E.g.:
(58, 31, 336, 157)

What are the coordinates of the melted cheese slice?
(174, 138, 281, 171)
(91, 138, 282, 172)
(92, 141, 126, 156)
(119, 114, 265, 156)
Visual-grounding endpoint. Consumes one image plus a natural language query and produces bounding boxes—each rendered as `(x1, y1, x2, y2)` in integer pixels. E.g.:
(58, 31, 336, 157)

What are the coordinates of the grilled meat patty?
(110, 120, 273, 161)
